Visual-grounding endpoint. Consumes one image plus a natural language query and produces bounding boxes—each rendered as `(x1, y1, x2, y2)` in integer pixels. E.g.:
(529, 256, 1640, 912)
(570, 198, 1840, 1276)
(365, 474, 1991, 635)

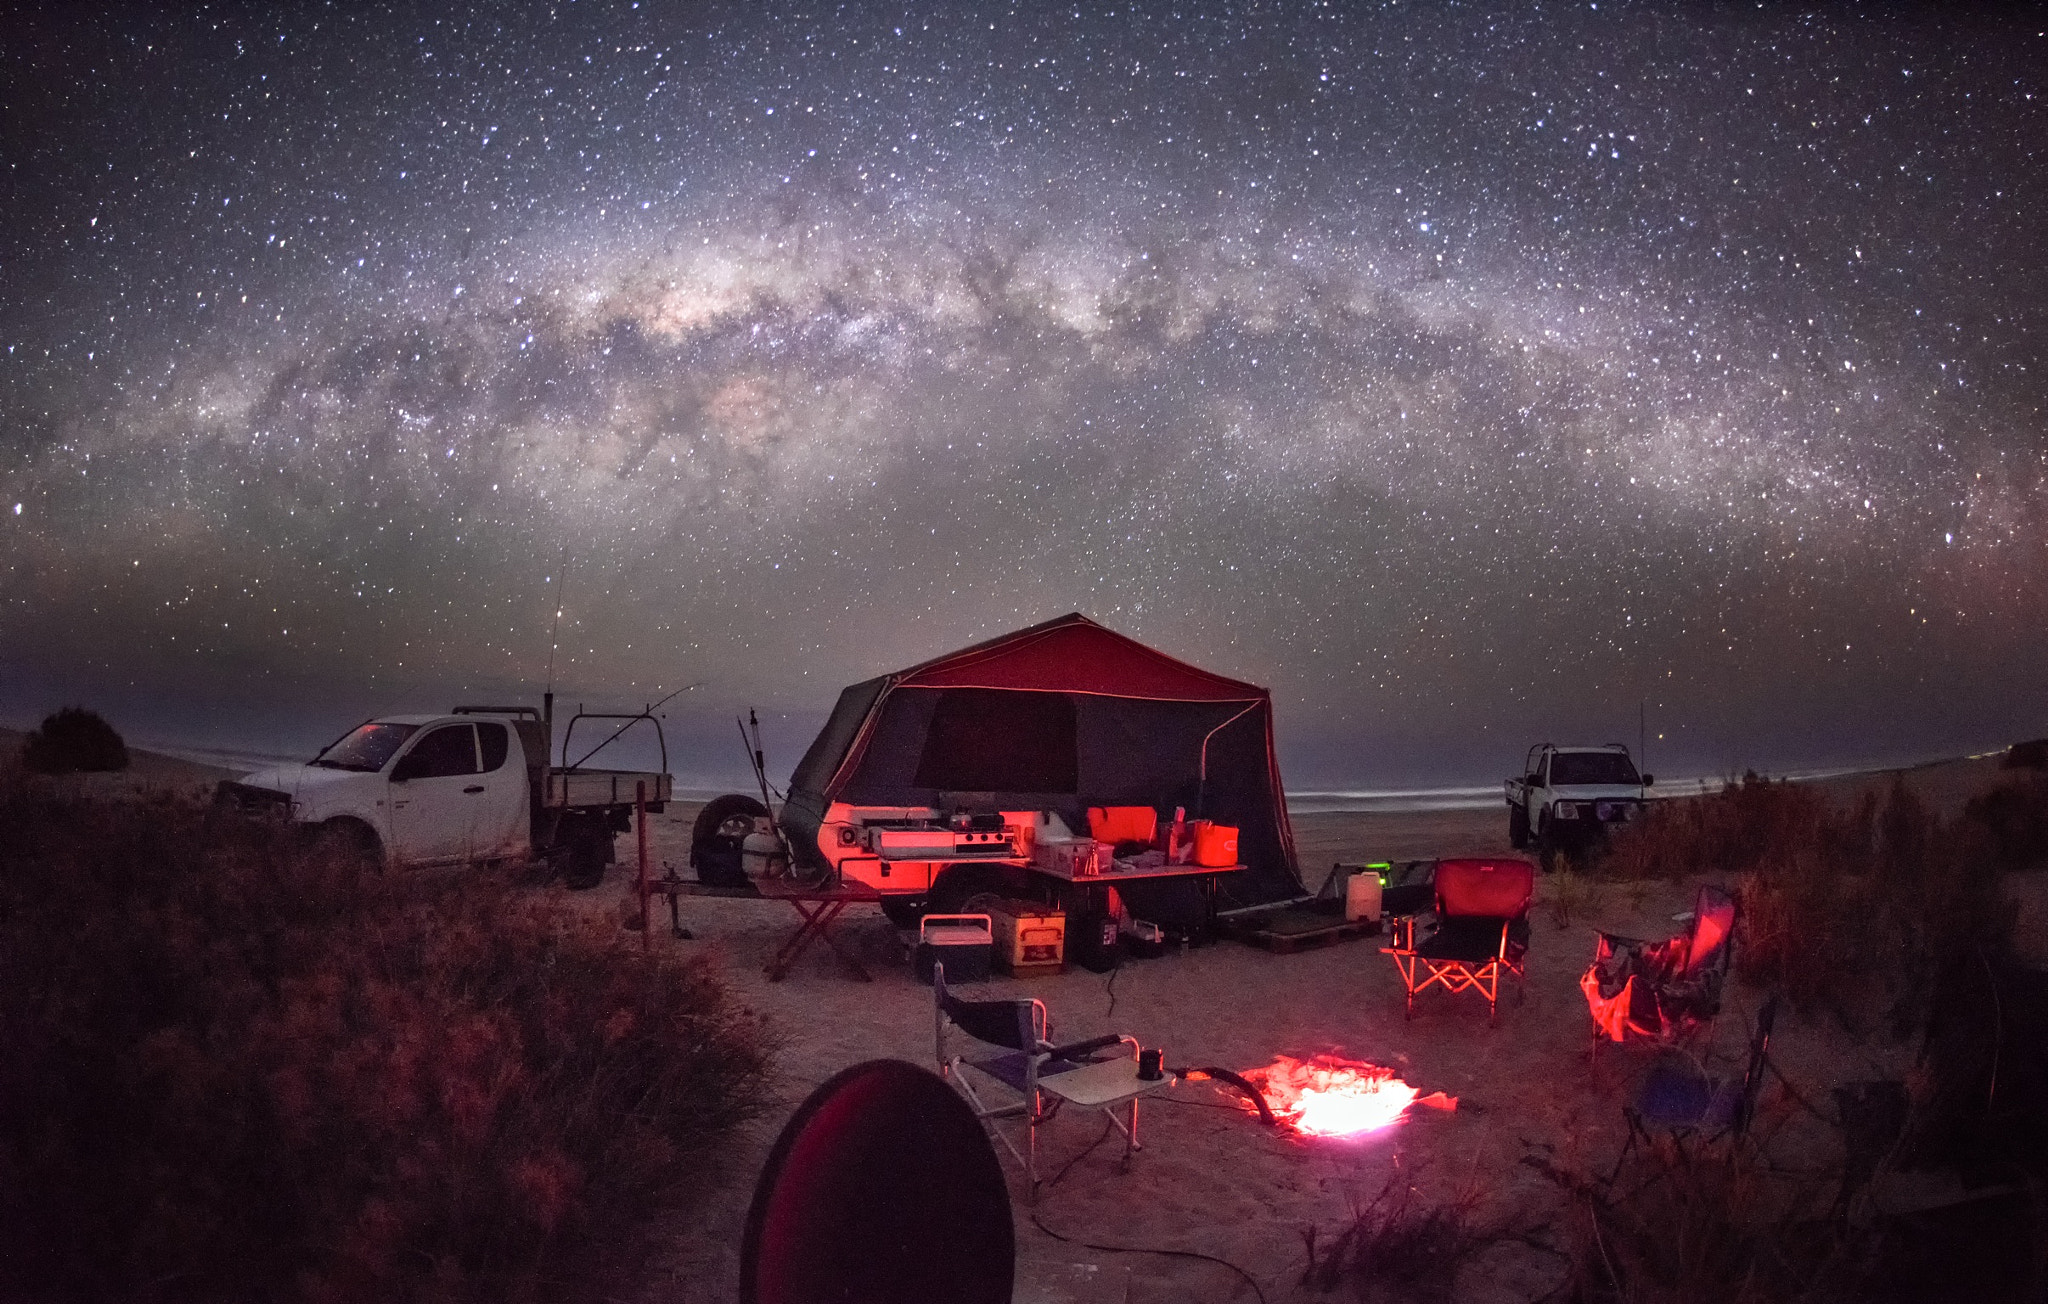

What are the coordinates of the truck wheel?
(1508, 804, 1530, 850)
(308, 818, 382, 869)
(562, 834, 609, 889)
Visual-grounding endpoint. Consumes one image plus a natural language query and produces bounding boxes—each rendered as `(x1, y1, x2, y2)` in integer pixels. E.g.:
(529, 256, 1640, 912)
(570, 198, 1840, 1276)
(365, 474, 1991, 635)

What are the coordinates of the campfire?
(1240, 1054, 1455, 1137)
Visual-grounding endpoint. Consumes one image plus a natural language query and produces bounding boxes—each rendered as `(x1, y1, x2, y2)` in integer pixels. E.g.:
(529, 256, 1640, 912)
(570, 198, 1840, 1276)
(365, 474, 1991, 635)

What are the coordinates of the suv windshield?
(1550, 752, 1641, 786)
(312, 722, 419, 772)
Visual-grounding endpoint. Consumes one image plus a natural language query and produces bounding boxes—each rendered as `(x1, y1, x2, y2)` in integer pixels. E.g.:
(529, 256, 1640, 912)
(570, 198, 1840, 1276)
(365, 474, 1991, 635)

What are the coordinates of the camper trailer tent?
(780, 614, 1305, 914)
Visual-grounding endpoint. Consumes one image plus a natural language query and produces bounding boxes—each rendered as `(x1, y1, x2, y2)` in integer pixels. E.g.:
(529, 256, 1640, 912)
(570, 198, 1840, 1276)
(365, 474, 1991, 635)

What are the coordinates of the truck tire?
(308, 818, 382, 869)
(1508, 804, 1530, 850)
(691, 793, 766, 887)
(560, 835, 607, 889)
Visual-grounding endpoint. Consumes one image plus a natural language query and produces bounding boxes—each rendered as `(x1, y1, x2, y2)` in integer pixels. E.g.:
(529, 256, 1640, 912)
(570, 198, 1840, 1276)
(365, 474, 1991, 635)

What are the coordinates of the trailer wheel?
(927, 864, 1021, 916)
(1508, 804, 1530, 850)
(879, 896, 928, 929)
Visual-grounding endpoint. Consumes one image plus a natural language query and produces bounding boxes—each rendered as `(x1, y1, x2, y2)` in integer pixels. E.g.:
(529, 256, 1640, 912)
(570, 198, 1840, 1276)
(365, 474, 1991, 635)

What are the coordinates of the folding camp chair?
(1582, 884, 1737, 1053)
(1381, 858, 1535, 1025)
(933, 963, 1169, 1197)
(1609, 994, 1779, 1186)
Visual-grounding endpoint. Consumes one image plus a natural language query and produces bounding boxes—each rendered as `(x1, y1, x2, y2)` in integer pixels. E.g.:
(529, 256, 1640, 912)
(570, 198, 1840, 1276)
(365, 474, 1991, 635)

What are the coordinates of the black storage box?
(916, 913, 993, 984)
(1069, 910, 1123, 973)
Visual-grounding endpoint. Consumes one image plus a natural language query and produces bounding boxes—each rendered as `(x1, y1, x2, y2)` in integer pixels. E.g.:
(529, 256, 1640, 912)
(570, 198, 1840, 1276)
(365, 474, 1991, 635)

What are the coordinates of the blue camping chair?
(1609, 994, 1780, 1186)
(933, 963, 1169, 1197)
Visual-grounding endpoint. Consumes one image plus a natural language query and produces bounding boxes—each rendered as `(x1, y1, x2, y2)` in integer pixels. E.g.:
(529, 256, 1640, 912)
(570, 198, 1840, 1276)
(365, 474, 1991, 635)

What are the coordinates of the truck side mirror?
(1642, 774, 1655, 786)
(390, 754, 423, 783)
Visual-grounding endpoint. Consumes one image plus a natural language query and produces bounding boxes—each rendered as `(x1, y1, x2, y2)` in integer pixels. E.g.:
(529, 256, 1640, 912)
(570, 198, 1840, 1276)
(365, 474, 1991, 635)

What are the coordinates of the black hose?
(1176, 1065, 1278, 1127)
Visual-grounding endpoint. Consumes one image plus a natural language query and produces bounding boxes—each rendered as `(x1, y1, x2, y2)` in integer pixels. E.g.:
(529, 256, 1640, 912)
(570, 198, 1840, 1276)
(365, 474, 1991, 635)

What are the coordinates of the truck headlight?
(1553, 801, 1581, 820)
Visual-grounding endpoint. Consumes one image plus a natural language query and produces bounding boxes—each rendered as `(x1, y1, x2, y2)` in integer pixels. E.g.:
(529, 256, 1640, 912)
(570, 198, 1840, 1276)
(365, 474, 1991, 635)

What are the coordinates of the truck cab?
(1505, 743, 1653, 857)
(217, 702, 672, 886)
(221, 714, 534, 867)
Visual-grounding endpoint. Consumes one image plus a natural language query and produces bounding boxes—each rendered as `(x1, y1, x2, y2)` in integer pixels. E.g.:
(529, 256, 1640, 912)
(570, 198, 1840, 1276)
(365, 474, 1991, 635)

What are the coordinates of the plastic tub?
(1191, 821, 1239, 868)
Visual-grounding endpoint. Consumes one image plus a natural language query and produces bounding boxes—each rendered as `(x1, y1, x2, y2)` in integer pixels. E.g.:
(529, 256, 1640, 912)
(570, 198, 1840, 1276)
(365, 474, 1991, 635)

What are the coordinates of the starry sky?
(3, 3, 2044, 788)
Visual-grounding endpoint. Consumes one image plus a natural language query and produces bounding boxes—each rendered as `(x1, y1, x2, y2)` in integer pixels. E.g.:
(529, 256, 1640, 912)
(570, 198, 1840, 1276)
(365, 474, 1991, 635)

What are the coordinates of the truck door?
(470, 721, 529, 859)
(388, 724, 482, 863)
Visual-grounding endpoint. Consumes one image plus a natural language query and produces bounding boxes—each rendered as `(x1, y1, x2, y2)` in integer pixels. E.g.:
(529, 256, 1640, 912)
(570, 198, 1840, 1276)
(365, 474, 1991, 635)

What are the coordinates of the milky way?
(3, 5, 2044, 783)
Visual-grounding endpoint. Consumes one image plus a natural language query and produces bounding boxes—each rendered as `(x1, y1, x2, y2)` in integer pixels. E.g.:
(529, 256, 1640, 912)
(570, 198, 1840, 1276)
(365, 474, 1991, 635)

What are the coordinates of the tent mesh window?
(912, 689, 1078, 794)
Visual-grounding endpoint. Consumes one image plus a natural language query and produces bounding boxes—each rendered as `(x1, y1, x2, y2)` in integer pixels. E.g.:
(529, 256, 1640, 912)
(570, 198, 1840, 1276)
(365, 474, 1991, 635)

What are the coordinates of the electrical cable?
(1028, 1210, 1269, 1304)
(1041, 1117, 1111, 1191)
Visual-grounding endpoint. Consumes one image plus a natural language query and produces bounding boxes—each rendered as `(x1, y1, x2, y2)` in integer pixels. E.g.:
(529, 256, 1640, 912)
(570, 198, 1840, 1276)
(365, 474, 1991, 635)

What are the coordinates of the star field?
(3, 4, 2044, 783)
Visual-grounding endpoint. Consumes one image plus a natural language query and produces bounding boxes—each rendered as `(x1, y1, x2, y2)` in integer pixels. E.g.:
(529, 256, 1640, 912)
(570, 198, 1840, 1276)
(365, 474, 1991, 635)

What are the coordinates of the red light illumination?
(1242, 1054, 1455, 1137)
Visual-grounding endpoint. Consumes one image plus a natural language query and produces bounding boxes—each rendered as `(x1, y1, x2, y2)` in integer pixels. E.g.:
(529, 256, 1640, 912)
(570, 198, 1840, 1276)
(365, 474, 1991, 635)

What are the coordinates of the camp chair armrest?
(1041, 1032, 1126, 1062)
(1595, 929, 1648, 948)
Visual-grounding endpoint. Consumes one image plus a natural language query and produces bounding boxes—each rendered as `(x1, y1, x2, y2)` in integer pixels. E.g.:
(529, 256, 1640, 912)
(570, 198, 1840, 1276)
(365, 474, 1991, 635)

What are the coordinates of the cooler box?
(989, 899, 1066, 976)
(916, 913, 993, 984)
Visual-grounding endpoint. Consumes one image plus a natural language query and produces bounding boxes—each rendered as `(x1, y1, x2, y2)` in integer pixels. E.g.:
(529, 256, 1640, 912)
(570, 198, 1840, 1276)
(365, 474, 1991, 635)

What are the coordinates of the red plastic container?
(1191, 821, 1239, 867)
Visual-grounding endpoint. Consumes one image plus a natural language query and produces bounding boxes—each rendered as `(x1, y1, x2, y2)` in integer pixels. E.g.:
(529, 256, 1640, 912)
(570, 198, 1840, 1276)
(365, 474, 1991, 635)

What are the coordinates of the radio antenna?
(544, 542, 569, 696)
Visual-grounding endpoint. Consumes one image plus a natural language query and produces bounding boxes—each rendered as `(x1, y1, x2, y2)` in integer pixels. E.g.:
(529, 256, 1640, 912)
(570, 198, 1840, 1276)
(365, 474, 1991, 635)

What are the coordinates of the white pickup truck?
(1504, 743, 1653, 857)
(215, 700, 672, 887)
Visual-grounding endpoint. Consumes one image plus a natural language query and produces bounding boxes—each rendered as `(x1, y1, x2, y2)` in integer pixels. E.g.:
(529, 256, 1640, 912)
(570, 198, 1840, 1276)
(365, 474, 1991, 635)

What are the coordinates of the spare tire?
(693, 793, 769, 887)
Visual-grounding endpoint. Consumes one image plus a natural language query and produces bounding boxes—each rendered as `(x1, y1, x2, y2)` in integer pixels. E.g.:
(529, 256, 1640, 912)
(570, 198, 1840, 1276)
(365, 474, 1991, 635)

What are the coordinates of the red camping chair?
(1381, 858, 1535, 1025)
(1582, 885, 1737, 1051)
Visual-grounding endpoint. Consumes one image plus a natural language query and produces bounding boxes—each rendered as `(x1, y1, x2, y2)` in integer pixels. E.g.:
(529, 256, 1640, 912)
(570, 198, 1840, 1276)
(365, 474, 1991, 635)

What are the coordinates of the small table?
(657, 875, 883, 982)
(1028, 860, 1246, 931)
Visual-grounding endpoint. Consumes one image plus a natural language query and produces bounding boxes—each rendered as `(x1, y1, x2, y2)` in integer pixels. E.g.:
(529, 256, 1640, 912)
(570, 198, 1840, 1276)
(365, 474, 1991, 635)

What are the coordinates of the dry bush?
(21, 705, 130, 774)
(0, 773, 772, 1304)
(1593, 774, 2017, 1028)
(1539, 1140, 1869, 1304)
(1961, 771, 2048, 872)
(1300, 1172, 1488, 1301)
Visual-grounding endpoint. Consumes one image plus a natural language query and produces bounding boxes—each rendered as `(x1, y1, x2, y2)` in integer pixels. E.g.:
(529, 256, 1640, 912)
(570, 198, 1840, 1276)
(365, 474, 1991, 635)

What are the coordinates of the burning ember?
(1240, 1054, 1455, 1138)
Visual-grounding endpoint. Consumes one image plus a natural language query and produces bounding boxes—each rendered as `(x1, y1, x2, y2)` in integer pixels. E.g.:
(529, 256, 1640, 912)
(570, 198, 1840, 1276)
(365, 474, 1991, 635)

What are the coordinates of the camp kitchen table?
(656, 875, 883, 982)
(1029, 857, 1248, 924)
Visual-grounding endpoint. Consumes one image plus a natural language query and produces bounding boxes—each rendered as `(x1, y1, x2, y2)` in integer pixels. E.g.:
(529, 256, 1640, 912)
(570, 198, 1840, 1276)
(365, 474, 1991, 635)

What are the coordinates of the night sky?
(3, 4, 2043, 787)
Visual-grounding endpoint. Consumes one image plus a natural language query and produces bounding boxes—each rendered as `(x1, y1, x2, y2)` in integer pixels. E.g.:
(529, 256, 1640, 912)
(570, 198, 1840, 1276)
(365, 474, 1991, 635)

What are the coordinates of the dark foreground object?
(741, 1059, 1014, 1304)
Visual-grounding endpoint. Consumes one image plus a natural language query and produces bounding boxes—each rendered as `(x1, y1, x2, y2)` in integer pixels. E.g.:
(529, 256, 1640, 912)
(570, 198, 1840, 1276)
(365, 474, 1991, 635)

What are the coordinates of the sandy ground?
(9, 727, 2037, 1301)
(557, 766, 2048, 1304)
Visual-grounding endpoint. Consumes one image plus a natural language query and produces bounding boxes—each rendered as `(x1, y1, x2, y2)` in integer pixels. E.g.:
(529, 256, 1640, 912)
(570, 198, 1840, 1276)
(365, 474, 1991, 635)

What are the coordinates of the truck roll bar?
(560, 708, 670, 775)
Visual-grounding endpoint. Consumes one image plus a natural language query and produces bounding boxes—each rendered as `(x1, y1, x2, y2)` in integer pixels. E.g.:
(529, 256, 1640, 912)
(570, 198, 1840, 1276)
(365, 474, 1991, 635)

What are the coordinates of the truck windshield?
(1551, 752, 1642, 785)
(312, 723, 419, 772)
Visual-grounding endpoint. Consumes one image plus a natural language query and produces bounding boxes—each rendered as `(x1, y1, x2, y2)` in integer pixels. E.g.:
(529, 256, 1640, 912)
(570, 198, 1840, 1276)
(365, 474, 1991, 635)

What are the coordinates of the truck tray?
(545, 768, 673, 809)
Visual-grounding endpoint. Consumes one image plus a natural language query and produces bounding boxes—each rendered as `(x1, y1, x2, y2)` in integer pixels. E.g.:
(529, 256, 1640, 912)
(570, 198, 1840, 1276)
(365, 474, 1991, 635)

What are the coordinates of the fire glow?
(1243, 1055, 1455, 1138)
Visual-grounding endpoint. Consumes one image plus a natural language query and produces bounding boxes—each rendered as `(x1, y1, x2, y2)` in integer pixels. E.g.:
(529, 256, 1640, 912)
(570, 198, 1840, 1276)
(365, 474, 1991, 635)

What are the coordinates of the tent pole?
(1195, 701, 1261, 817)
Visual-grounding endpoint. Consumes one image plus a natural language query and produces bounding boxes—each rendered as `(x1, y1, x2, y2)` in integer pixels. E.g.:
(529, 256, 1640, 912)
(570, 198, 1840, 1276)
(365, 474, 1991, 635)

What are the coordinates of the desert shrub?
(21, 705, 129, 773)
(1596, 774, 2016, 1027)
(0, 775, 772, 1304)
(1960, 772, 2048, 871)
(1300, 1173, 1487, 1301)
(1539, 1119, 2046, 1304)
(1539, 1136, 1879, 1304)
(2004, 738, 2048, 770)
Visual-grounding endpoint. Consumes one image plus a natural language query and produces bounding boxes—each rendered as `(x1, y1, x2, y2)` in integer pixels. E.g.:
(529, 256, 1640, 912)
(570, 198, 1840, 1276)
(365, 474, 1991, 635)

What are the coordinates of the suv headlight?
(1552, 801, 1581, 820)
